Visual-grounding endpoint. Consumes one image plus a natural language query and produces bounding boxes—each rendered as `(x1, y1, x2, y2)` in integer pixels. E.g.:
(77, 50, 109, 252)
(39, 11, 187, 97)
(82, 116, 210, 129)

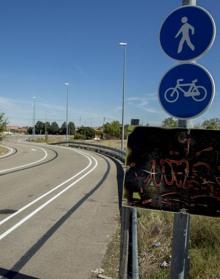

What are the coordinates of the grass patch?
(0, 146, 8, 156)
(137, 210, 220, 279)
(138, 209, 173, 279)
(89, 139, 123, 150)
(28, 137, 126, 150)
(28, 135, 66, 144)
(189, 215, 220, 279)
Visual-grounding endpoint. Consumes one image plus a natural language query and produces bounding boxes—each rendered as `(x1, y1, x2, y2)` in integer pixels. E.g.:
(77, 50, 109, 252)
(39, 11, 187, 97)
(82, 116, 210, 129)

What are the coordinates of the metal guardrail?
(52, 141, 126, 162)
(52, 141, 139, 279)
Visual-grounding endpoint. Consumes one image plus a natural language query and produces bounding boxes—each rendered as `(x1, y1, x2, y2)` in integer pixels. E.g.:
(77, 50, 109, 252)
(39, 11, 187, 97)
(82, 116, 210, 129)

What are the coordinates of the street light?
(64, 82, 69, 142)
(119, 42, 127, 152)
(32, 96, 36, 136)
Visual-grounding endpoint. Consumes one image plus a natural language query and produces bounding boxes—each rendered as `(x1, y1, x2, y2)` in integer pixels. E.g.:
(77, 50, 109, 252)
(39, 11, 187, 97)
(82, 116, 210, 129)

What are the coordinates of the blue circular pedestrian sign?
(160, 6, 216, 61)
(159, 63, 215, 119)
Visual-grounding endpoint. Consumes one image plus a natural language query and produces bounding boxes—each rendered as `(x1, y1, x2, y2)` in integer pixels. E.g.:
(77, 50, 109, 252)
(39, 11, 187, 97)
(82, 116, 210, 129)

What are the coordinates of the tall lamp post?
(64, 82, 69, 142)
(32, 96, 36, 136)
(119, 42, 127, 152)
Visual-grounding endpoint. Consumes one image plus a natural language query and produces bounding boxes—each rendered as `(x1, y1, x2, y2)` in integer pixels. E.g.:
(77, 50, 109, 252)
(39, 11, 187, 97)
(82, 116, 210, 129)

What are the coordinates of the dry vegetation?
(137, 210, 220, 279)
(138, 209, 173, 279)
(89, 139, 122, 150)
(0, 145, 8, 156)
(189, 215, 220, 279)
(29, 136, 125, 150)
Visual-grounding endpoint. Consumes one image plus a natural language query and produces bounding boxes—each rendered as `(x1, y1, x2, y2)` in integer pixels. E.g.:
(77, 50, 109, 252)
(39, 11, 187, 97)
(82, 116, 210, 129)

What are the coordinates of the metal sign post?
(171, 211, 191, 279)
(171, 119, 191, 279)
(170, 2, 195, 279)
(172, 3, 194, 279)
(119, 206, 131, 279)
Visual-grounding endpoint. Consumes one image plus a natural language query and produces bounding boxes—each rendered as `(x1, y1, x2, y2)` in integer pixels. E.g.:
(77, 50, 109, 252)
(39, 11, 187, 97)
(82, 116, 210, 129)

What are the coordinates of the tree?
(59, 122, 75, 135)
(27, 127, 33, 134)
(201, 118, 220, 130)
(50, 122, 60, 134)
(68, 122, 75, 135)
(45, 122, 50, 134)
(125, 124, 135, 138)
(35, 121, 45, 134)
(59, 122, 66, 135)
(0, 113, 6, 133)
(161, 117, 177, 128)
(77, 126, 95, 139)
(103, 121, 121, 139)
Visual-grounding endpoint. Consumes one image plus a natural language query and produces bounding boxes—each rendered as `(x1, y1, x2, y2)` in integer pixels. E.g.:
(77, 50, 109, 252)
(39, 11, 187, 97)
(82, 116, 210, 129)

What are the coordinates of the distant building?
(7, 125, 28, 134)
(130, 119, 140, 126)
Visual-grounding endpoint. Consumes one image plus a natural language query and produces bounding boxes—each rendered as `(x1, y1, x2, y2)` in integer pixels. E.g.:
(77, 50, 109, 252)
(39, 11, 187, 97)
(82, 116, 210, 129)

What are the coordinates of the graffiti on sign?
(123, 127, 220, 217)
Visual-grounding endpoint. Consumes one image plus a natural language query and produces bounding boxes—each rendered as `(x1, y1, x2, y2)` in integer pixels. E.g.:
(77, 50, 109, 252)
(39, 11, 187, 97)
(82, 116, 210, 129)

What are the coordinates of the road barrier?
(52, 141, 139, 279)
(52, 141, 126, 162)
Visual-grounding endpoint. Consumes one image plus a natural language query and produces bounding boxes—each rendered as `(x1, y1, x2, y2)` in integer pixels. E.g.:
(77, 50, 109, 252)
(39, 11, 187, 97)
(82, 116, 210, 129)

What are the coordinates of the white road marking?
(0, 150, 98, 241)
(0, 147, 48, 174)
(0, 149, 93, 226)
(31, 148, 36, 151)
(0, 145, 15, 158)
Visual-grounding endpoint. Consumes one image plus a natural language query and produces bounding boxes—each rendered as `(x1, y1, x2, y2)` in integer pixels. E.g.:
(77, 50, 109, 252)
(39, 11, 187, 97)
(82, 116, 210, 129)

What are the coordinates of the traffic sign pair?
(159, 5, 216, 119)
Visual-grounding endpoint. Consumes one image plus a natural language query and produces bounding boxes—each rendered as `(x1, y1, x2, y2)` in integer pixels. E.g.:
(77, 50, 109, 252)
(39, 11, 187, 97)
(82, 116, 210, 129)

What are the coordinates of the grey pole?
(131, 208, 139, 279)
(171, 2, 196, 279)
(65, 82, 69, 142)
(119, 206, 131, 279)
(119, 42, 127, 152)
(171, 211, 191, 279)
(178, 0, 196, 130)
(178, 0, 196, 129)
(182, 0, 196, 5)
(32, 96, 36, 136)
(45, 112, 48, 142)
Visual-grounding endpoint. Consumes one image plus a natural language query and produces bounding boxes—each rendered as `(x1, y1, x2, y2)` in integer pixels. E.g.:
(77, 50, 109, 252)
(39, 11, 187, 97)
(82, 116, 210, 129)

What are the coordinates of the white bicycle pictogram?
(164, 79, 207, 103)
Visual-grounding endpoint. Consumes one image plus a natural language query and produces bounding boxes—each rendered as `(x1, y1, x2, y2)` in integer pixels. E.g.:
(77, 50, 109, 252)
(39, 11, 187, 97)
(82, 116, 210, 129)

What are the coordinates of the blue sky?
(0, 0, 219, 127)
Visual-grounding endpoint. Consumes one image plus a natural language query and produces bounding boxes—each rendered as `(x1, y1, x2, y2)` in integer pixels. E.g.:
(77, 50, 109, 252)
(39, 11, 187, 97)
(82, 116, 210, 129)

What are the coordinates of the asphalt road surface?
(0, 138, 122, 279)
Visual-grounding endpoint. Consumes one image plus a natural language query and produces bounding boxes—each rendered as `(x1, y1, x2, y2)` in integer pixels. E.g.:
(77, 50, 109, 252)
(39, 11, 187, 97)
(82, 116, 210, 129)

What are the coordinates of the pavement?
(0, 138, 122, 279)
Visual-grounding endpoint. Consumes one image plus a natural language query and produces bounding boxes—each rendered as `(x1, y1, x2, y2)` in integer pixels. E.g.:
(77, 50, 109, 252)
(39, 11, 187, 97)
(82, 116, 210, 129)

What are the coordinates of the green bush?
(74, 133, 86, 140)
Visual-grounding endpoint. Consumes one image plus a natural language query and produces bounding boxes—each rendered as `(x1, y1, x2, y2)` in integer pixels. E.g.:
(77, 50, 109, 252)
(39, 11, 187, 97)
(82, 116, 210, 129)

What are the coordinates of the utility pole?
(102, 117, 106, 140)
(119, 42, 127, 152)
(32, 96, 36, 136)
(65, 82, 69, 142)
(45, 112, 48, 143)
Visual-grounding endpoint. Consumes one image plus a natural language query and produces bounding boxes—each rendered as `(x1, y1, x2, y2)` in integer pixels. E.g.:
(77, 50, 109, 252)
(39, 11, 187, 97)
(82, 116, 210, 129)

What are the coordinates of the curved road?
(0, 139, 122, 279)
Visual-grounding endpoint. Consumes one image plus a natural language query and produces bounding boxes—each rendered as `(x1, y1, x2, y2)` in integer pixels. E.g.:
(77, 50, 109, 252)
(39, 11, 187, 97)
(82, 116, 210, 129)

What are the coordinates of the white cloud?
(0, 96, 119, 127)
(126, 94, 159, 113)
(143, 107, 159, 113)
(127, 97, 142, 102)
(0, 96, 29, 110)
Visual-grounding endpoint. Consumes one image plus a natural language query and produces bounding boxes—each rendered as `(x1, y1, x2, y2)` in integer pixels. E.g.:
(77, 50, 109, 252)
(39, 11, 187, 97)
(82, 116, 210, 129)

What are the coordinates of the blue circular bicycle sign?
(159, 63, 215, 119)
(160, 6, 216, 61)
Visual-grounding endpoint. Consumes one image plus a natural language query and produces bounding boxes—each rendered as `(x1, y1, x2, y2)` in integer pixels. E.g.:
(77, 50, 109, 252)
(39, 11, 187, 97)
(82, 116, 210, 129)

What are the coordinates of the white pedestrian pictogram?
(175, 17, 195, 53)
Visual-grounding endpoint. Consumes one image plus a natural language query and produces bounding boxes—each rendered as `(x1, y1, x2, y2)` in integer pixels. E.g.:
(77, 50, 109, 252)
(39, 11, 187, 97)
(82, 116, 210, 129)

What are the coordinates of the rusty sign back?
(123, 127, 220, 217)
